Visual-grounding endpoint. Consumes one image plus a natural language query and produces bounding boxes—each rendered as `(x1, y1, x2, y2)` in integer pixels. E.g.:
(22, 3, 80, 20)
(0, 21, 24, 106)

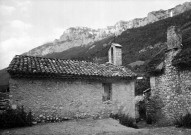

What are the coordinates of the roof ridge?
(15, 55, 66, 61)
(15, 55, 95, 64)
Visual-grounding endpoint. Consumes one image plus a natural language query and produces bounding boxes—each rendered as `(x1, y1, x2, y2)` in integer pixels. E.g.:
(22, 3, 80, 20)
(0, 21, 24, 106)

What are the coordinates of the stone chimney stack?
(167, 26, 182, 50)
(108, 43, 122, 66)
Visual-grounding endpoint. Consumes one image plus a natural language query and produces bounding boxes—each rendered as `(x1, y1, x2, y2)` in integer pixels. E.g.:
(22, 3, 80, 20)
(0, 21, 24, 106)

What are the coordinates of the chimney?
(108, 43, 122, 66)
(167, 26, 182, 50)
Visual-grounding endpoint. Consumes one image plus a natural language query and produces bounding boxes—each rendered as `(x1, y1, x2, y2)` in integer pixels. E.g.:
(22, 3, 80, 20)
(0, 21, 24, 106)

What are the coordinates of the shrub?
(110, 113, 138, 128)
(0, 106, 34, 129)
(174, 113, 191, 128)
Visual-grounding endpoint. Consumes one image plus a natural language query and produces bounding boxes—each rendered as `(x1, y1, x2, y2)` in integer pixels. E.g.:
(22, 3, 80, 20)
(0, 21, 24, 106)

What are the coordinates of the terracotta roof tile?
(7, 55, 136, 79)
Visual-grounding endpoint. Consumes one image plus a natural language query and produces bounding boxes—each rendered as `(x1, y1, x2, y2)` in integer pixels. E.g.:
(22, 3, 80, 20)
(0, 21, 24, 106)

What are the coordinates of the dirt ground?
(0, 118, 191, 135)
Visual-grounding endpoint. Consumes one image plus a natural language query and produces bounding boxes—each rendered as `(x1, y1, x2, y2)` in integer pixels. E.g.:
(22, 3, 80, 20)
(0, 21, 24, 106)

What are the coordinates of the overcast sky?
(0, 0, 189, 69)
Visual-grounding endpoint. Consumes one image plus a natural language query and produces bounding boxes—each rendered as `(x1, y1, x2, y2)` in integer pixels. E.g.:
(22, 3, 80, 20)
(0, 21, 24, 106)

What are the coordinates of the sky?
(0, 0, 190, 69)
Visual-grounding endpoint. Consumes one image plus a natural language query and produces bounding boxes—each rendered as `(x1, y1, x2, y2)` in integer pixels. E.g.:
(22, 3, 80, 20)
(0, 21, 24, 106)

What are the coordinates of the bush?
(0, 106, 34, 129)
(110, 113, 138, 128)
(174, 113, 191, 128)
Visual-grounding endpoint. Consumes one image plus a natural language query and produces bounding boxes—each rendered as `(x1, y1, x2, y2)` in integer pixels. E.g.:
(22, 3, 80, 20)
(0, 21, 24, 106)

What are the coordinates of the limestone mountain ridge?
(24, 2, 191, 57)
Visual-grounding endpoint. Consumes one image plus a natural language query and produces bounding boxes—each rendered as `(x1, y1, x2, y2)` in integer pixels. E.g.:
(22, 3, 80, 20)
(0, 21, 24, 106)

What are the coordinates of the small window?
(102, 83, 112, 101)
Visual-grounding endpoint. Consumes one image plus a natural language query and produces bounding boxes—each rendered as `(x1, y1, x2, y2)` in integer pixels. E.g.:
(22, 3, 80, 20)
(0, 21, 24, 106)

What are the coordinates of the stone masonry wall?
(150, 50, 191, 124)
(9, 78, 136, 120)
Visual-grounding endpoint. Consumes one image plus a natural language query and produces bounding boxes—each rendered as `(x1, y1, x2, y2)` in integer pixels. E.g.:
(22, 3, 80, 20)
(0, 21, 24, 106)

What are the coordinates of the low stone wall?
(9, 78, 136, 120)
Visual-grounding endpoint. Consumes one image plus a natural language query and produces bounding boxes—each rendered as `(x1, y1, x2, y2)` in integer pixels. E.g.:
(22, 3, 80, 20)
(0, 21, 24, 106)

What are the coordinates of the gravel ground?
(0, 118, 191, 135)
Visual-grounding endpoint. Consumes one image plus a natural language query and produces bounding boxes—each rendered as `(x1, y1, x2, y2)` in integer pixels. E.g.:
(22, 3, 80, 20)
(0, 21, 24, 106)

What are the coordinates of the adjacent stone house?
(147, 25, 191, 124)
(7, 43, 137, 120)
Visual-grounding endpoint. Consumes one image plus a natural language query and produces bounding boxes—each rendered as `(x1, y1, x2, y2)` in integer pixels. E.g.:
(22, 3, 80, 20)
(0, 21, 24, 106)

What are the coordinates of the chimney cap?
(111, 43, 122, 48)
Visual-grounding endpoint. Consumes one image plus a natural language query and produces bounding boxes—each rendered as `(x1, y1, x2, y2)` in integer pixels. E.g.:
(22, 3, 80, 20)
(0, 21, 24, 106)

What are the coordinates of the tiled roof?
(7, 55, 136, 79)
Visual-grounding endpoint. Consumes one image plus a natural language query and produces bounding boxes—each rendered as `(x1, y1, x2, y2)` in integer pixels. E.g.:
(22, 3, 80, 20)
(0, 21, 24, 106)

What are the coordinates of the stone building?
(147, 25, 191, 124)
(7, 43, 137, 120)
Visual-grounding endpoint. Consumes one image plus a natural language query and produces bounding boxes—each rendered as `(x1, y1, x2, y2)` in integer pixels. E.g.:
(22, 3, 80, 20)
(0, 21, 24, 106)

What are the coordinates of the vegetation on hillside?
(45, 36, 114, 64)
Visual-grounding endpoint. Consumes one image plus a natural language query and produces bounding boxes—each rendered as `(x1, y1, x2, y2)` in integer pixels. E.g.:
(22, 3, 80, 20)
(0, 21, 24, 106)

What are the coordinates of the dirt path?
(0, 118, 191, 135)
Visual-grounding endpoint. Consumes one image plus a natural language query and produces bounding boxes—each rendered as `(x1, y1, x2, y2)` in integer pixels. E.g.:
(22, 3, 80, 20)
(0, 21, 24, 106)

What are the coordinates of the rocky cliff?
(25, 2, 191, 56)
